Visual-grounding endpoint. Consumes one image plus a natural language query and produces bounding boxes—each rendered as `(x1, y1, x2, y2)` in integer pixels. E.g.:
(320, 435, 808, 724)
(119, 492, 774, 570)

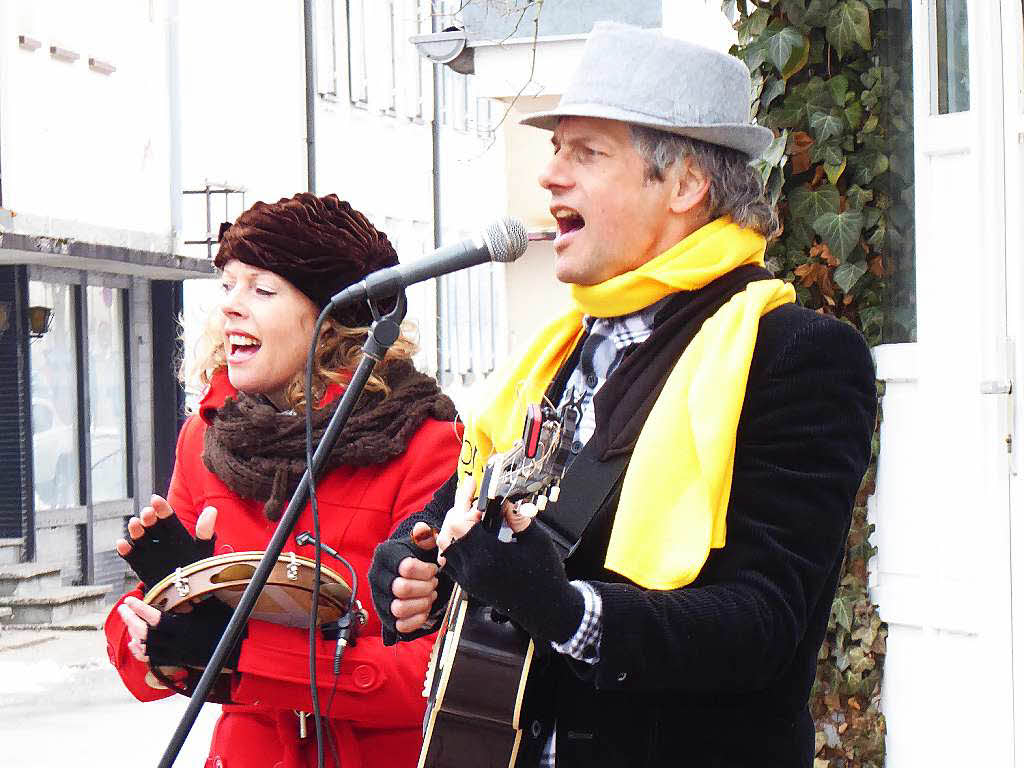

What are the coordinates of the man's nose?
(538, 154, 572, 191)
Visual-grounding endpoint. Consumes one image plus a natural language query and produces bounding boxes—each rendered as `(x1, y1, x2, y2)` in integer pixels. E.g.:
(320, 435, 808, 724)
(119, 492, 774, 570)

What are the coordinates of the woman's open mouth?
(227, 332, 262, 364)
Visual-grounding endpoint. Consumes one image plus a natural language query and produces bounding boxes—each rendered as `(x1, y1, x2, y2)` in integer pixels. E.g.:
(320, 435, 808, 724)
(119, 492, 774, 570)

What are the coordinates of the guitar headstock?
(476, 400, 579, 523)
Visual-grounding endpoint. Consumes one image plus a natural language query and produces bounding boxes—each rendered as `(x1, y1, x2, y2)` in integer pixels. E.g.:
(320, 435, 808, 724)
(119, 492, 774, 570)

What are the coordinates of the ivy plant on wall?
(728, 1, 916, 766)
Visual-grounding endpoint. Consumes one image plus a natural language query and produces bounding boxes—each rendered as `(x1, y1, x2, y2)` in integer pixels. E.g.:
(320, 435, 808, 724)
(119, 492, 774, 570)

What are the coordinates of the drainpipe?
(303, 0, 317, 193)
(166, 0, 183, 253)
(432, 11, 444, 377)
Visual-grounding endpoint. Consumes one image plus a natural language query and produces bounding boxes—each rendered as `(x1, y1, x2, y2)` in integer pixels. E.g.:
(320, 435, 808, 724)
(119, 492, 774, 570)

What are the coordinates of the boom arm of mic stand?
(157, 294, 408, 768)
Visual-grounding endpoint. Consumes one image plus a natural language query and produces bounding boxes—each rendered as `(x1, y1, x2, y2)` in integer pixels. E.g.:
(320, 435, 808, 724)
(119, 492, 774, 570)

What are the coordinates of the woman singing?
(104, 193, 459, 768)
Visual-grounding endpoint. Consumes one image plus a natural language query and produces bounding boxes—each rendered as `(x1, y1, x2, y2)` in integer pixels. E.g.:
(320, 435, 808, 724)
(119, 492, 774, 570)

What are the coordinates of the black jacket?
(394, 272, 876, 767)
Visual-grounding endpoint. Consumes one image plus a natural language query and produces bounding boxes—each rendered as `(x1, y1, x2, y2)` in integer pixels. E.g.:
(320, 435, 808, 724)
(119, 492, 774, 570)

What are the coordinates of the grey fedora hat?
(520, 22, 773, 158)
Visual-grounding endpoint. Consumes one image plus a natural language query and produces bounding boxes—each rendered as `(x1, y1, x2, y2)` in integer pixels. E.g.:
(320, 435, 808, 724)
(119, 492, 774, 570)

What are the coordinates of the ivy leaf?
(781, 0, 808, 26)
(739, 40, 767, 72)
(862, 205, 883, 229)
(781, 34, 811, 80)
(827, 0, 872, 59)
(827, 74, 850, 106)
(766, 27, 806, 75)
(805, 0, 839, 26)
(762, 77, 788, 109)
(844, 99, 864, 130)
(762, 130, 789, 167)
(809, 110, 845, 142)
(811, 138, 845, 166)
(737, 7, 771, 44)
(791, 184, 841, 221)
(768, 93, 806, 129)
(852, 150, 889, 185)
(824, 158, 847, 185)
(814, 210, 864, 261)
(834, 261, 868, 293)
(846, 185, 874, 210)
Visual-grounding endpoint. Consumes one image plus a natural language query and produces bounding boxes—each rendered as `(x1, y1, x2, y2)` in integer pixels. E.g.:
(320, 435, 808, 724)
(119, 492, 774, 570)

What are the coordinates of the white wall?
(0, 0, 173, 247)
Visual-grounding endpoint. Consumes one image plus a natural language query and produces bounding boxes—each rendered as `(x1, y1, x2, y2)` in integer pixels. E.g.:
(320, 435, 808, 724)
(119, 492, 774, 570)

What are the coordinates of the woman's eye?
(255, 287, 276, 297)
(220, 282, 234, 294)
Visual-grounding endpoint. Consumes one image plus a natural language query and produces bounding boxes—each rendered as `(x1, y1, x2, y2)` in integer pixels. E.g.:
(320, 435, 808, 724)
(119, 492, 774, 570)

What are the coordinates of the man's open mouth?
(554, 208, 586, 237)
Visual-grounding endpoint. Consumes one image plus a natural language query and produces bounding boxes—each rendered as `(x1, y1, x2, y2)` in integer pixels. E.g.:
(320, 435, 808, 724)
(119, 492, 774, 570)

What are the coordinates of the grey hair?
(629, 125, 779, 237)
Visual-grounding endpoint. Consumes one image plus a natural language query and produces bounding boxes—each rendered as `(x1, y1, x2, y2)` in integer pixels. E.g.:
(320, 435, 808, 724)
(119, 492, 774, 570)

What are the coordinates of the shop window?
(931, 0, 971, 114)
(87, 286, 129, 503)
(29, 282, 80, 509)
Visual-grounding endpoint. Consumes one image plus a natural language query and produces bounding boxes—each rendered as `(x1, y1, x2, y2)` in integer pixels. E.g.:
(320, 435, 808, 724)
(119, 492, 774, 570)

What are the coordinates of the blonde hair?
(182, 309, 418, 413)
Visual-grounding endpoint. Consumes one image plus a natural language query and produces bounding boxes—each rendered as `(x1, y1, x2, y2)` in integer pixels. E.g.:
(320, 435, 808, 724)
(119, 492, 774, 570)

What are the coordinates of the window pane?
(347, 0, 368, 104)
(87, 286, 129, 502)
(932, 0, 970, 114)
(316, 0, 339, 95)
(29, 281, 80, 509)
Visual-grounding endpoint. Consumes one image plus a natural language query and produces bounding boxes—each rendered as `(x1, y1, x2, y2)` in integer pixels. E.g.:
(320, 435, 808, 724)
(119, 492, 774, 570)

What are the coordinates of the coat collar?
(198, 367, 345, 424)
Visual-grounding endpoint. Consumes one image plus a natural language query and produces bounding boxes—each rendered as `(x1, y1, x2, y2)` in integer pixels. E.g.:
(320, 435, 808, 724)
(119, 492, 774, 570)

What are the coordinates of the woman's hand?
(114, 497, 218, 591)
(117, 595, 162, 663)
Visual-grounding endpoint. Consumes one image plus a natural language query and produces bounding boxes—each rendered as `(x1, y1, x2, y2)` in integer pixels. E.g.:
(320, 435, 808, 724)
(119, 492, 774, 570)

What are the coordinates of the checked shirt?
(540, 297, 666, 766)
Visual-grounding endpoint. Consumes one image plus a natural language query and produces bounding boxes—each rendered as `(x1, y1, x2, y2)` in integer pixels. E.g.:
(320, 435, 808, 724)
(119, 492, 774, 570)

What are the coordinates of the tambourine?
(141, 551, 354, 699)
(144, 550, 352, 628)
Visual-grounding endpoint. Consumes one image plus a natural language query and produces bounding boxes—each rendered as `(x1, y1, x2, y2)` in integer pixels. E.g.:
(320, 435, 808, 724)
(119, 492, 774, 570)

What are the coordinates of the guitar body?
(418, 588, 534, 768)
(418, 402, 577, 768)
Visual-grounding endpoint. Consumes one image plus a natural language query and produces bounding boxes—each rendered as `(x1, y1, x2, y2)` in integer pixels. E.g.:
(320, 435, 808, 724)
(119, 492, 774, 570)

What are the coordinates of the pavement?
(0, 627, 219, 767)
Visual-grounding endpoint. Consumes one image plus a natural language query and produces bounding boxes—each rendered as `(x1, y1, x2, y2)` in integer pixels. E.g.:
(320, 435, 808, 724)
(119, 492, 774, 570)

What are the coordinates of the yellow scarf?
(461, 217, 795, 589)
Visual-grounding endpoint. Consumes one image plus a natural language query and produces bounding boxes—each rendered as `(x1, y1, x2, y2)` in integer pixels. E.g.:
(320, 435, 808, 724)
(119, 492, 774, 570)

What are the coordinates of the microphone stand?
(157, 293, 407, 768)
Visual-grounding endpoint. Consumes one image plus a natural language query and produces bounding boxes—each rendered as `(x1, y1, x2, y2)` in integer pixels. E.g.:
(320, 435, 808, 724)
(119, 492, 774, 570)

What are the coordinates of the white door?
(1005, 0, 1024, 764)
(873, 0, 1016, 765)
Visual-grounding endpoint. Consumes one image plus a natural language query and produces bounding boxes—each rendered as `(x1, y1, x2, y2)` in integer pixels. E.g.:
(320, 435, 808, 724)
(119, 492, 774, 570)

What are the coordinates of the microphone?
(329, 216, 528, 308)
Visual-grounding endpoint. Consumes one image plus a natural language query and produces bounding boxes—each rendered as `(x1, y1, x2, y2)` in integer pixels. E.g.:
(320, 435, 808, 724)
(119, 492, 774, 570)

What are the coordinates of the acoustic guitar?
(418, 402, 577, 768)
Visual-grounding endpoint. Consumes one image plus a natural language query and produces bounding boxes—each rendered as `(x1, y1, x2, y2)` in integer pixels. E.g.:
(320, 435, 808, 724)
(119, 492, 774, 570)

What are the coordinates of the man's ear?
(668, 156, 711, 215)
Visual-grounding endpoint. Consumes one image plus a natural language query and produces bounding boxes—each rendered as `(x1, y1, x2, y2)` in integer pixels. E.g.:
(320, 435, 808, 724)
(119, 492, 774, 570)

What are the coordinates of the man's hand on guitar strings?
(442, 513, 584, 645)
(115, 498, 218, 591)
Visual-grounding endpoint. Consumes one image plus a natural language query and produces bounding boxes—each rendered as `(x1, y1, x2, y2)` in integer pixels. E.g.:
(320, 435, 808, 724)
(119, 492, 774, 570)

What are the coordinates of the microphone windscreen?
(484, 217, 528, 263)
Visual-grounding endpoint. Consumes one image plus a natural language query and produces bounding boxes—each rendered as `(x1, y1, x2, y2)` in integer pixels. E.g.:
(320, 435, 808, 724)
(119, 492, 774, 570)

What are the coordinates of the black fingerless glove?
(369, 529, 453, 647)
(443, 522, 584, 645)
(120, 514, 216, 592)
(147, 597, 245, 670)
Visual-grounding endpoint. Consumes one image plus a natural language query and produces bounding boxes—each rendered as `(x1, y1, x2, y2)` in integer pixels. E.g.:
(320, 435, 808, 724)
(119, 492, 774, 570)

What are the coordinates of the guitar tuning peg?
(536, 496, 548, 511)
(549, 485, 561, 503)
(517, 502, 538, 519)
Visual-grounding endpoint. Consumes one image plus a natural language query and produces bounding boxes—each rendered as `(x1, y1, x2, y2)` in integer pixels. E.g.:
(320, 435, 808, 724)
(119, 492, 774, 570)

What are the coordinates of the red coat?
(105, 370, 460, 768)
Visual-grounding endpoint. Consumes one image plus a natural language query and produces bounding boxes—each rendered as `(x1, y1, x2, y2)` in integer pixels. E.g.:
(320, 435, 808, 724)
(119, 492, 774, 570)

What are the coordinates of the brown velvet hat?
(215, 193, 399, 327)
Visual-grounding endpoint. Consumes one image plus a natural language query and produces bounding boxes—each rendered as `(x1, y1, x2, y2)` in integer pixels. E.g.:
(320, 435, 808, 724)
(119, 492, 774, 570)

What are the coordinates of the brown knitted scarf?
(201, 360, 457, 520)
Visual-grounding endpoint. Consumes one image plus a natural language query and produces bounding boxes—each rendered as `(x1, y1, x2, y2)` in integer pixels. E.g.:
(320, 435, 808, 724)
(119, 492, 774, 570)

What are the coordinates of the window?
(347, 0, 369, 105)
(931, 0, 970, 114)
(29, 281, 80, 509)
(317, 0, 340, 97)
(87, 287, 129, 503)
(387, 0, 399, 113)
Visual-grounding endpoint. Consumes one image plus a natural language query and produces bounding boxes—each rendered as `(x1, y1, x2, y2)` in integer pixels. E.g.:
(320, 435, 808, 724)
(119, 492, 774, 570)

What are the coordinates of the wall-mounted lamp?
(88, 57, 116, 75)
(18, 35, 41, 52)
(410, 28, 475, 75)
(0, 302, 10, 341)
(28, 306, 54, 339)
(49, 45, 79, 63)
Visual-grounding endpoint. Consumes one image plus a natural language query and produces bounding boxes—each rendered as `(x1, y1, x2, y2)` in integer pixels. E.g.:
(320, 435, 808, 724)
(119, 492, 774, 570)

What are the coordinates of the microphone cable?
(305, 305, 330, 768)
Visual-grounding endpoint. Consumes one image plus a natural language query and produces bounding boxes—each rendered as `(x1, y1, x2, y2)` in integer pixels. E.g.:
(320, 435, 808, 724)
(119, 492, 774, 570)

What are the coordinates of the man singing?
(370, 22, 876, 767)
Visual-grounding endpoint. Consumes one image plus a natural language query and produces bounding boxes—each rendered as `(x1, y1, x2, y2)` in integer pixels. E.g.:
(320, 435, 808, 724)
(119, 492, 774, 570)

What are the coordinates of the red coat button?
(352, 664, 376, 689)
